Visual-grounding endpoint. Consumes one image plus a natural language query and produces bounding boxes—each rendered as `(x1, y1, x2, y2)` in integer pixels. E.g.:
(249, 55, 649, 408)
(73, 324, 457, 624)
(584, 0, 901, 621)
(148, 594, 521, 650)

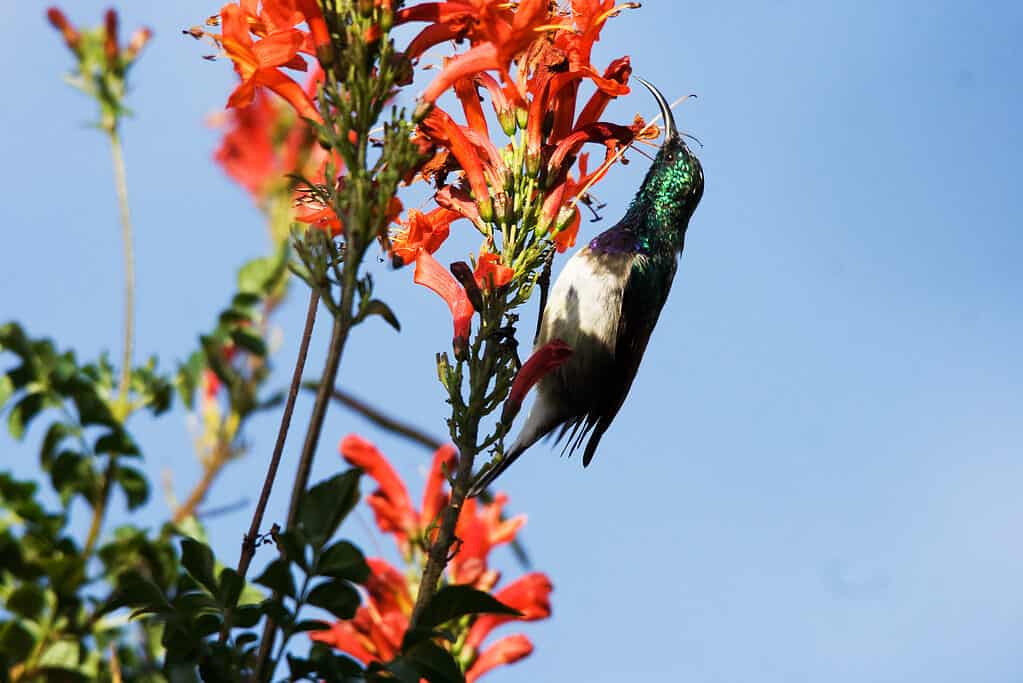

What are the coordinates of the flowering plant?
(0, 0, 673, 680)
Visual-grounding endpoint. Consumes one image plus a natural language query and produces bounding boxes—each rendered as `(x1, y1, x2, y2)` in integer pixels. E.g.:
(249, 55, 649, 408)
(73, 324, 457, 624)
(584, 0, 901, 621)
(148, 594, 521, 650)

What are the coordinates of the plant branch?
(317, 384, 444, 451)
(218, 289, 319, 644)
(110, 129, 134, 407)
(255, 267, 357, 679)
(83, 126, 135, 557)
(409, 307, 506, 625)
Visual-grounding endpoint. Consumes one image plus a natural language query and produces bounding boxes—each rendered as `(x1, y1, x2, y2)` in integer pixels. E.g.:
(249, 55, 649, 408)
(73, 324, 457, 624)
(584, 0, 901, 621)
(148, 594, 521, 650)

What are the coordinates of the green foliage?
(175, 245, 290, 417)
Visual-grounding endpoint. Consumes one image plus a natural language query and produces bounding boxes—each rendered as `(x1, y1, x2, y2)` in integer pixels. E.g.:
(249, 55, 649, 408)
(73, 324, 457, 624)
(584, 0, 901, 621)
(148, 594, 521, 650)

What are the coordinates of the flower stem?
(219, 289, 319, 643)
(255, 261, 358, 680)
(110, 129, 135, 407)
(410, 305, 506, 625)
(83, 127, 135, 557)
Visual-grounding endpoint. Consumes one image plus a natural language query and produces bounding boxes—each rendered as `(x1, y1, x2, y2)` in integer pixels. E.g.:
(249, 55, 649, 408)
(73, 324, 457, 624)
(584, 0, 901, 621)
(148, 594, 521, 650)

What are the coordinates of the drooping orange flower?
(317, 435, 553, 681)
(219, 3, 320, 121)
(414, 250, 475, 354)
(341, 434, 456, 556)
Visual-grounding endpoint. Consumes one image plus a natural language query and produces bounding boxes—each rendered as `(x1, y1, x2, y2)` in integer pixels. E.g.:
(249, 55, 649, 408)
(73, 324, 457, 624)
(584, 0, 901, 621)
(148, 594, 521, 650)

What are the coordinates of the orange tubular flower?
(317, 436, 552, 681)
(465, 572, 553, 649)
(219, 3, 320, 122)
(466, 634, 534, 683)
(414, 250, 476, 353)
(398, 0, 644, 263)
(473, 251, 514, 291)
(389, 207, 462, 265)
(449, 492, 525, 587)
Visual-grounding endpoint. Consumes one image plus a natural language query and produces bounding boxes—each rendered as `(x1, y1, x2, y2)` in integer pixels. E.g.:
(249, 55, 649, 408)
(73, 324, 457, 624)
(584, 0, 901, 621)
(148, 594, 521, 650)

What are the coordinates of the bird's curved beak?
(634, 76, 678, 142)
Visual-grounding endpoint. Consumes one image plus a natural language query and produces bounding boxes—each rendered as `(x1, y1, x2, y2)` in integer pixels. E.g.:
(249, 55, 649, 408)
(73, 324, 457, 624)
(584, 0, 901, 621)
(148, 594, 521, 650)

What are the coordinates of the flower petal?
(341, 434, 417, 544)
(413, 250, 475, 350)
(466, 634, 534, 682)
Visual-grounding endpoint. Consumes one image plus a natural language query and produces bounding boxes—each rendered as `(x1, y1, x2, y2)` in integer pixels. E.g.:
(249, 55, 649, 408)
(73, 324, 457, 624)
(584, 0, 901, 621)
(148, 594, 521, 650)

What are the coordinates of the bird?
(468, 78, 705, 498)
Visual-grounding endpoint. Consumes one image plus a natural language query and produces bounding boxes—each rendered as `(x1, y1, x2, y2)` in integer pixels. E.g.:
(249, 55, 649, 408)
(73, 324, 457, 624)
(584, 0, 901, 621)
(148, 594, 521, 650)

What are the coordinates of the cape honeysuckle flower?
(395, 0, 646, 260)
(473, 250, 514, 291)
(388, 207, 463, 266)
(316, 434, 552, 680)
(414, 250, 475, 355)
(340, 434, 456, 557)
(397, 0, 549, 105)
(501, 339, 573, 423)
(218, 2, 320, 121)
(448, 493, 524, 587)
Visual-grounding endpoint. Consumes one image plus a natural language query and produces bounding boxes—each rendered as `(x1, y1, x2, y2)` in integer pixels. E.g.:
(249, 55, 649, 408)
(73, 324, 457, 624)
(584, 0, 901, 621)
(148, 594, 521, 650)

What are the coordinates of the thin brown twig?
(218, 289, 319, 645)
(255, 278, 355, 678)
(317, 384, 444, 451)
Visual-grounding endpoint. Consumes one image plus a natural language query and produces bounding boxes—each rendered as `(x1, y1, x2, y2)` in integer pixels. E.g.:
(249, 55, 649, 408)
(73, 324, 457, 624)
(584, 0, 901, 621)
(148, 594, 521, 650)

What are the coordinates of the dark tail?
(466, 443, 526, 498)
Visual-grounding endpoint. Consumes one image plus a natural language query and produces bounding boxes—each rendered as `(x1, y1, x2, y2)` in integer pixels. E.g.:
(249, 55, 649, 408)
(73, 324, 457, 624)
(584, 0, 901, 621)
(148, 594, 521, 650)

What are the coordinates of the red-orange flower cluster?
(391, 0, 645, 261)
(216, 0, 328, 121)
(312, 435, 553, 681)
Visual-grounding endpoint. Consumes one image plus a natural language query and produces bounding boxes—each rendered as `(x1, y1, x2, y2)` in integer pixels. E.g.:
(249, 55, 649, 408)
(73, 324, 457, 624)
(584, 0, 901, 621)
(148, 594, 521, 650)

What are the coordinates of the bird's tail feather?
(467, 442, 526, 498)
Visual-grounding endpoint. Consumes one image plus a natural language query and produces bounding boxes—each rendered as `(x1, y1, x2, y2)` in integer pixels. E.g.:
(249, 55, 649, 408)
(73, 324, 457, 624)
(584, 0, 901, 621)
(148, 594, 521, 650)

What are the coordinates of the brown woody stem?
(219, 289, 319, 644)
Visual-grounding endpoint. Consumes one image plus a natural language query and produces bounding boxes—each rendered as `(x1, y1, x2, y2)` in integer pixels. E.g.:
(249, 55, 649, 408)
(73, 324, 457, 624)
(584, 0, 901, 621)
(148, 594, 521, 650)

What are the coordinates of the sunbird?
(469, 78, 705, 497)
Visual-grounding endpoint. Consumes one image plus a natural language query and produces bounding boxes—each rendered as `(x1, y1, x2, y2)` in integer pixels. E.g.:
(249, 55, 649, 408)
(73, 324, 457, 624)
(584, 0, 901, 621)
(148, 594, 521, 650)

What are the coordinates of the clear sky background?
(3, 1, 1022, 681)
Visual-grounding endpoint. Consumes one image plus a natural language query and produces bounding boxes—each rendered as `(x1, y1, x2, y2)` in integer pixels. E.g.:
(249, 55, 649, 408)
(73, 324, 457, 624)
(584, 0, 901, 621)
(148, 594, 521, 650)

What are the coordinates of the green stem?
(110, 128, 135, 407)
(83, 127, 134, 557)
(409, 303, 506, 625)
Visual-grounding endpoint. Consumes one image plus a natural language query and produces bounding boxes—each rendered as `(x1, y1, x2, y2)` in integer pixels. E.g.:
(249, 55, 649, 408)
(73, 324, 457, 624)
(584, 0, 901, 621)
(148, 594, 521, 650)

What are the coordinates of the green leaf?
(234, 603, 263, 628)
(94, 429, 140, 456)
(180, 538, 218, 594)
(0, 620, 35, 658)
(414, 585, 521, 633)
(276, 529, 308, 570)
(6, 584, 46, 620)
(259, 597, 293, 628)
(115, 465, 149, 509)
(217, 567, 244, 608)
(292, 619, 331, 633)
(399, 640, 464, 683)
(229, 327, 267, 356)
(237, 246, 288, 295)
(40, 421, 74, 467)
(218, 308, 252, 326)
(0, 374, 15, 410)
(317, 540, 370, 583)
(37, 639, 83, 670)
(50, 450, 96, 505)
(115, 570, 172, 614)
(299, 469, 361, 548)
(362, 299, 401, 332)
(306, 579, 360, 620)
(7, 392, 45, 439)
(254, 558, 296, 598)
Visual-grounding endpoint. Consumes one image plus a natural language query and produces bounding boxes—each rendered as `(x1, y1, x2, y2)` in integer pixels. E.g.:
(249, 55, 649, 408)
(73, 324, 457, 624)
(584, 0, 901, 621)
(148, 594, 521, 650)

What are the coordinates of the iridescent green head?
(630, 78, 704, 252)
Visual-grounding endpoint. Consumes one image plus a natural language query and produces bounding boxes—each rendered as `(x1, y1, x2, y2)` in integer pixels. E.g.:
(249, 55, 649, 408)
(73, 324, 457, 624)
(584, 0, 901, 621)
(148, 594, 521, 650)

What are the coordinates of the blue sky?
(3, 1, 1022, 681)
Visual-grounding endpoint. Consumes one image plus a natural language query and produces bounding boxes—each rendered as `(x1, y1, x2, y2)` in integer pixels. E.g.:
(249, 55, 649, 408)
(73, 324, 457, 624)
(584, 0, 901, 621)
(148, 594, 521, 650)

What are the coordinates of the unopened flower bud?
(46, 7, 81, 54)
(103, 9, 119, 68)
(125, 27, 152, 61)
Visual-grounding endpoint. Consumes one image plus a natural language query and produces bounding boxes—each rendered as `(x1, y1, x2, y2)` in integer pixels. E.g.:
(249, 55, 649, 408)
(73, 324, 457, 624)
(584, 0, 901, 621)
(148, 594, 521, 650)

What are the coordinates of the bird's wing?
(577, 253, 677, 466)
